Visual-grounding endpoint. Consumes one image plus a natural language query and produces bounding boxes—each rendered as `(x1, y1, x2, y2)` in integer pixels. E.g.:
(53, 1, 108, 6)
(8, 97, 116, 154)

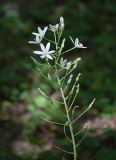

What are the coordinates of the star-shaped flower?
(70, 36, 87, 48)
(60, 57, 71, 70)
(33, 42, 55, 60)
(29, 27, 48, 44)
(33, 27, 48, 39)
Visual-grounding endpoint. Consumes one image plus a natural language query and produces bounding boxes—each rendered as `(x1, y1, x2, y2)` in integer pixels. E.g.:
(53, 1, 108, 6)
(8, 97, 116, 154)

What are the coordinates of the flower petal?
(40, 55, 45, 58)
(75, 38, 79, 47)
(32, 32, 40, 36)
(40, 43, 46, 52)
(33, 51, 44, 55)
(46, 42, 50, 52)
(46, 54, 53, 60)
(38, 27, 42, 34)
(48, 50, 55, 54)
(28, 41, 36, 44)
(43, 27, 48, 33)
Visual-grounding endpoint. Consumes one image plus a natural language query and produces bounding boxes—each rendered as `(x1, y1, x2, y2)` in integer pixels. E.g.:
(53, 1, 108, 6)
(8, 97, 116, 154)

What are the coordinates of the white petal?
(49, 24, 54, 31)
(76, 43, 87, 48)
(32, 32, 39, 36)
(43, 27, 48, 33)
(38, 27, 42, 34)
(46, 42, 50, 51)
(79, 45, 87, 48)
(46, 54, 53, 60)
(40, 55, 45, 58)
(40, 43, 46, 52)
(28, 41, 36, 44)
(48, 50, 55, 54)
(33, 51, 44, 55)
(75, 38, 79, 46)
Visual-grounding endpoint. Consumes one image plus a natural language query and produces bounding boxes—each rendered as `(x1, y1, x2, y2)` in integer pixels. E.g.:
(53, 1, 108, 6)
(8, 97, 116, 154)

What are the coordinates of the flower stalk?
(29, 16, 95, 160)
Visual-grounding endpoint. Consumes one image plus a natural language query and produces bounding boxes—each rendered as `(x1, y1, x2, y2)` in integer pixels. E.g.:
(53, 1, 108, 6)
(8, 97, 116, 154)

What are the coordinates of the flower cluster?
(29, 17, 87, 60)
(29, 16, 95, 160)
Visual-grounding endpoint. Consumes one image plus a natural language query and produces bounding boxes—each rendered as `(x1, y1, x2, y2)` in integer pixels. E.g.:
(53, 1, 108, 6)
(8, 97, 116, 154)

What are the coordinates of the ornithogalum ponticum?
(29, 16, 95, 160)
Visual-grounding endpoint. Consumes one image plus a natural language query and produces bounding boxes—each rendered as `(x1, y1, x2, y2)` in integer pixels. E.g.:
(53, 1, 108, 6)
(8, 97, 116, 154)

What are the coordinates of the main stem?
(57, 76, 77, 160)
(54, 31, 77, 160)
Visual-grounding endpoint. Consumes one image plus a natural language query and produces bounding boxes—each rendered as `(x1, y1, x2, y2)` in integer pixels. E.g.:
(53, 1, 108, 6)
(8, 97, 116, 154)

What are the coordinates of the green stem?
(71, 98, 95, 125)
(62, 47, 75, 55)
(44, 37, 55, 44)
(57, 75, 77, 160)
(54, 32, 77, 160)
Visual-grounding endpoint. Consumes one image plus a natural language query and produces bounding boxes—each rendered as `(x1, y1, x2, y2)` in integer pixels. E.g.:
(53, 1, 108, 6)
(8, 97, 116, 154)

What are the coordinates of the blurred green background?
(0, 0, 116, 160)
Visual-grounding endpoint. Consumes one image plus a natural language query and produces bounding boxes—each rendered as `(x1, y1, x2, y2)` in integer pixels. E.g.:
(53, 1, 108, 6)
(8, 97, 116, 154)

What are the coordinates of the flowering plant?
(29, 17, 95, 160)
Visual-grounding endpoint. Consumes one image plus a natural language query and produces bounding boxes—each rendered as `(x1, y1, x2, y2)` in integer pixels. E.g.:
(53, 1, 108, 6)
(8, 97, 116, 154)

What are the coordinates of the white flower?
(75, 38, 87, 48)
(70, 36, 87, 48)
(66, 62, 71, 70)
(32, 26, 48, 42)
(33, 26, 48, 37)
(60, 57, 71, 70)
(33, 42, 55, 60)
(60, 57, 67, 66)
(29, 27, 48, 44)
(49, 24, 59, 32)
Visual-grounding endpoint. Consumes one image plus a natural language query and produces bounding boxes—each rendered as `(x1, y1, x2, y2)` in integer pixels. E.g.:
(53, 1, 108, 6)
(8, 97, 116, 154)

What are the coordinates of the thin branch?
(40, 116, 65, 126)
(64, 122, 73, 143)
(61, 47, 75, 55)
(71, 105, 79, 121)
(74, 127, 85, 137)
(68, 84, 79, 111)
(76, 132, 88, 147)
(55, 146, 74, 155)
(37, 88, 64, 104)
(71, 98, 95, 125)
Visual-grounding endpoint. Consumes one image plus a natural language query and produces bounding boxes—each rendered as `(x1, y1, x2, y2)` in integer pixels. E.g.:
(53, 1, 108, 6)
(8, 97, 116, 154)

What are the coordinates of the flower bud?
(76, 73, 81, 82)
(60, 17, 64, 24)
(49, 24, 59, 32)
(59, 16, 64, 31)
(67, 74, 73, 84)
(61, 38, 66, 49)
(55, 24, 59, 31)
(76, 84, 79, 94)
